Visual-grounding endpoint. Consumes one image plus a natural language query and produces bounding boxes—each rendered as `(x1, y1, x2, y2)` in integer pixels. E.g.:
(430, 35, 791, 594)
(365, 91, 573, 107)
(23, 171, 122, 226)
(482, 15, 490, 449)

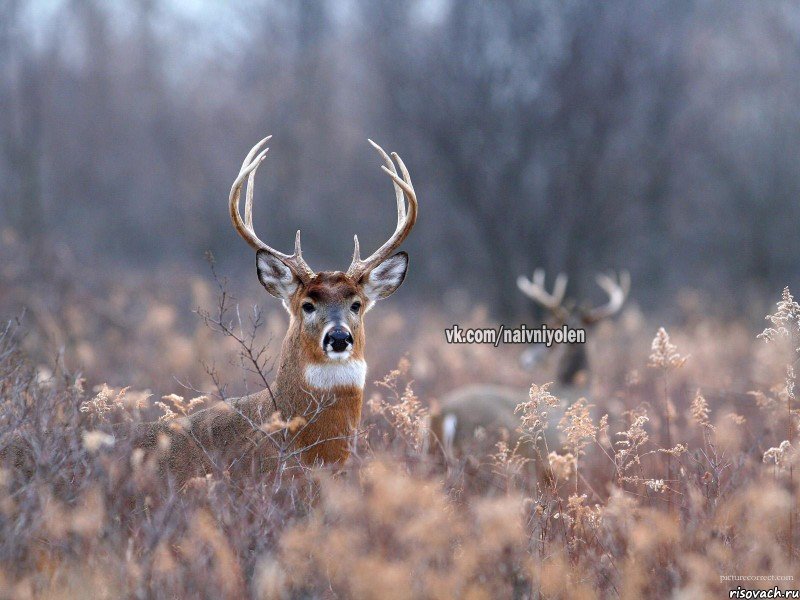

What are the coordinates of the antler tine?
(346, 140, 418, 279)
(240, 136, 276, 230)
(552, 272, 568, 305)
(517, 269, 568, 310)
(583, 271, 630, 323)
(620, 270, 631, 296)
(229, 136, 314, 282)
(244, 148, 267, 231)
(368, 139, 406, 222)
(392, 152, 414, 219)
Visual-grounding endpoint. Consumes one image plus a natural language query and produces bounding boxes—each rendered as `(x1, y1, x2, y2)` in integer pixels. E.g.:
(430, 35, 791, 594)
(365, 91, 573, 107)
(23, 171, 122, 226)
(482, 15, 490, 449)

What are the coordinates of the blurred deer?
(517, 269, 631, 389)
(136, 136, 418, 482)
(429, 270, 629, 476)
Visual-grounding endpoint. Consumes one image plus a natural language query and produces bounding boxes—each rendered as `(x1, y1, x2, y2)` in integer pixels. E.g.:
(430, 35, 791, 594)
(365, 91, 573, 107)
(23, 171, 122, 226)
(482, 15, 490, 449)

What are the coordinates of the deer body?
(135, 137, 419, 482)
(429, 385, 558, 474)
(142, 347, 365, 480)
(428, 384, 574, 484)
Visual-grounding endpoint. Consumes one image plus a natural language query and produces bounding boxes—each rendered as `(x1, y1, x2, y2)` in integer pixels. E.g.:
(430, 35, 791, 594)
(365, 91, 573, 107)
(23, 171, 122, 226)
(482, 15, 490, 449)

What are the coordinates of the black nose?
(324, 327, 353, 353)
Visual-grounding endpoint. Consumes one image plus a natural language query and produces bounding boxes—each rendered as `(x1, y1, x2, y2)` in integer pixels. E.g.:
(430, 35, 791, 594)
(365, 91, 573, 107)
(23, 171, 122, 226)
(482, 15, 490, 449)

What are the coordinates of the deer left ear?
(361, 252, 408, 308)
(256, 249, 300, 303)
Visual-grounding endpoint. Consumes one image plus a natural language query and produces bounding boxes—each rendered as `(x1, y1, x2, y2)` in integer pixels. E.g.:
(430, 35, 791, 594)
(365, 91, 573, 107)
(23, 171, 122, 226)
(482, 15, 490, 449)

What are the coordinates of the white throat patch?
(304, 359, 367, 390)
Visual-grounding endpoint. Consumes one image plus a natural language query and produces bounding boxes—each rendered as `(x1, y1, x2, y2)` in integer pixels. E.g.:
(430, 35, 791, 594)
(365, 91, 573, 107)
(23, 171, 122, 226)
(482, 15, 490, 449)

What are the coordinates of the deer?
(428, 270, 629, 480)
(133, 135, 418, 483)
(517, 269, 631, 391)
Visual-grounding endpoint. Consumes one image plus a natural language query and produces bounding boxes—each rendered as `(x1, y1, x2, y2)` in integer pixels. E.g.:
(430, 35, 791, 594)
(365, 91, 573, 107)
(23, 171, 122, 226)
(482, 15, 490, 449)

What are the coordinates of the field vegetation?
(2, 233, 799, 598)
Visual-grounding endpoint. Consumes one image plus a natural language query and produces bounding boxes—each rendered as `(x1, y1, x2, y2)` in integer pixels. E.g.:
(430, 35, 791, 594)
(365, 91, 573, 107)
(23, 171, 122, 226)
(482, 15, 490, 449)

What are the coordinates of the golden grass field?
(1, 232, 799, 599)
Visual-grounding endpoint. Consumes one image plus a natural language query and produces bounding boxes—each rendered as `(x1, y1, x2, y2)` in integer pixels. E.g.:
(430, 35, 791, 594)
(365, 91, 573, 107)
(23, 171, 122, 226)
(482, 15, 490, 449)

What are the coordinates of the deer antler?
(517, 269, 569, 321)
(229, 136, 315, 283)
(582, 271, 630, 324)
(346, 140, 418, 280)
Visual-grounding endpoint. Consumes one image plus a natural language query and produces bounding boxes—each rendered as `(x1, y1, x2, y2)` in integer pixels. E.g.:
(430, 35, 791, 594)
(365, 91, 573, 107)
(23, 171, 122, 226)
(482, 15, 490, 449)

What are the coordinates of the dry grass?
(2, 234, 800, 598)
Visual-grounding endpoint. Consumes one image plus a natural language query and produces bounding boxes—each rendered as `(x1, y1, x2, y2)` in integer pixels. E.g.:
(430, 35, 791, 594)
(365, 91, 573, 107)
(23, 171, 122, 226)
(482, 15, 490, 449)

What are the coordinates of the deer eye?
(350, 301, 362, 314)
(302, 302, 315, 314)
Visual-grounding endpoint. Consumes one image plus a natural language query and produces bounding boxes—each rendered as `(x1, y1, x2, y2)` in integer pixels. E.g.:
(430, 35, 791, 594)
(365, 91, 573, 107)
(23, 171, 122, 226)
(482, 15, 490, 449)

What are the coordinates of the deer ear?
(256, 250, 300, 302)
(361, 252, 408, 308)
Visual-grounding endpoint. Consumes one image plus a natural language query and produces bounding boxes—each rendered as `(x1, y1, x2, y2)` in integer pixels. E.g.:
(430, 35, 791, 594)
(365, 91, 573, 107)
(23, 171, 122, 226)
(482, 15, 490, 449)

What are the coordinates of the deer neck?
(272, 320, 366, 463)
(557, 342, 590, 388)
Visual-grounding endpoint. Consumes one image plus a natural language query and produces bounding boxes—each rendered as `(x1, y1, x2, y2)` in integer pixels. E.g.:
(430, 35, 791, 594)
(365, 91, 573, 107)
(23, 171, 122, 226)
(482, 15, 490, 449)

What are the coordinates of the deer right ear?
(361, 252, 409, 309)
(256, 250, 300, 302)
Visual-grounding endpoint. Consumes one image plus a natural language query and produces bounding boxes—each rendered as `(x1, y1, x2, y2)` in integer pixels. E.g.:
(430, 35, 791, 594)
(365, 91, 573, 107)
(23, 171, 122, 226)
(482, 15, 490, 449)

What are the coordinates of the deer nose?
(323, 327, 353, 353)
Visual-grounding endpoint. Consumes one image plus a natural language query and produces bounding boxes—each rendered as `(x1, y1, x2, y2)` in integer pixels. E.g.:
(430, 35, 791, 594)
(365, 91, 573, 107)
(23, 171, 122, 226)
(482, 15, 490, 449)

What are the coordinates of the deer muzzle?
(322, 325, 354, 358)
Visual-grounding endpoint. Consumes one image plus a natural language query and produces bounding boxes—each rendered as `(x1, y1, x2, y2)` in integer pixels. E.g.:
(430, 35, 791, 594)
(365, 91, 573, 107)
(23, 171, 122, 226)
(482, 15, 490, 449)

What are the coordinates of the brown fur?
(286, 272, 368, 364)
(135, 136, 417, 484)
(133, 271, 377, 485)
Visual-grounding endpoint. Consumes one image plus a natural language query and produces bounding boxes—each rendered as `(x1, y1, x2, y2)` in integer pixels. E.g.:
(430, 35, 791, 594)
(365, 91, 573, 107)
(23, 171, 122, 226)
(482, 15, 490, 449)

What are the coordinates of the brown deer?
(429, 270, 629, 476)
(135, 136, 418, 482)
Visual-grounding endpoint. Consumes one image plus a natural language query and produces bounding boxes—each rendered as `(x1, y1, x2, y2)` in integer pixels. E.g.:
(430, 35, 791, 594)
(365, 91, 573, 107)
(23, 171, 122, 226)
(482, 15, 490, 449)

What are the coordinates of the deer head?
(126, 136, 418, 478)
(228, 136, 416, 430)
(516, 269, 630, 385)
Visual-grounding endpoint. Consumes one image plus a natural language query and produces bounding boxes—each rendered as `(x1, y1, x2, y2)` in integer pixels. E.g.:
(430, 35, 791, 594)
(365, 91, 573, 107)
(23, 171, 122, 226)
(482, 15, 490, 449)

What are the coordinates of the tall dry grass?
(1, 233, 799, 598)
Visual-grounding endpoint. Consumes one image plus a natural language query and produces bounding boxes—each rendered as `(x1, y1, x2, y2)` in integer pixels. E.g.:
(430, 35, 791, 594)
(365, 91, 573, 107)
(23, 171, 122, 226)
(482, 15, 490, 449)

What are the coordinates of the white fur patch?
(442, 413, 457, 454)
(304, 359, 366, 390)
(325, 350, 352, 361)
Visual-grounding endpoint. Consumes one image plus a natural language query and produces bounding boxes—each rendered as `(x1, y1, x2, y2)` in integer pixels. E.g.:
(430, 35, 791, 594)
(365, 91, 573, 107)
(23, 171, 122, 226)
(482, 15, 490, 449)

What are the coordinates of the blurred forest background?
(2, 0, 800, 319)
